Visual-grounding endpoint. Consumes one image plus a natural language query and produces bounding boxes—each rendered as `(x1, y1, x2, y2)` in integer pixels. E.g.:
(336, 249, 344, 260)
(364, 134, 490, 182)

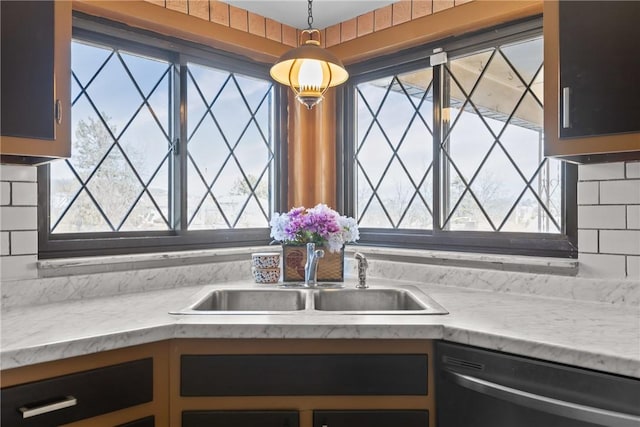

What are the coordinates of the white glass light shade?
(298, 59, 324, 93)
(270, 31, 348, 109)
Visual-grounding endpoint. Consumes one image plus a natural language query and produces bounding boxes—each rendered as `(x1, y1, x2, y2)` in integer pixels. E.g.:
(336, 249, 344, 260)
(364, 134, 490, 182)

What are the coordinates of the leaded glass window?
(348, 21, 576, 256)
(41, 21, 281, 257)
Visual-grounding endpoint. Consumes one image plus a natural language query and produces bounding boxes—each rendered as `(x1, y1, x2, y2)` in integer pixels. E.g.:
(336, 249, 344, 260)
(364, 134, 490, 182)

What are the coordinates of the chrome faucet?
(304, 242, 325, 287)
(354, 252, 368, 289)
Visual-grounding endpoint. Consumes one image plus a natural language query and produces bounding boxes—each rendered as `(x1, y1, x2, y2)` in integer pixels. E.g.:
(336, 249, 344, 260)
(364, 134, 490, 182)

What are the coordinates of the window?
(344, 18, 577, 257)
(39, 16, 285, 258)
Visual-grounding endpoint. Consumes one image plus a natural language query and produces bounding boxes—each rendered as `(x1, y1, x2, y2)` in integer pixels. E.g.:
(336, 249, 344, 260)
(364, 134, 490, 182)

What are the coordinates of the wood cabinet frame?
(170, 339, 435, 427)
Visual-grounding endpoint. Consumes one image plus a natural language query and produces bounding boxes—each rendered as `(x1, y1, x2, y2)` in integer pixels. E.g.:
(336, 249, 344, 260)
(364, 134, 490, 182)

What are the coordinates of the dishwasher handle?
(446, 369, 640, 427)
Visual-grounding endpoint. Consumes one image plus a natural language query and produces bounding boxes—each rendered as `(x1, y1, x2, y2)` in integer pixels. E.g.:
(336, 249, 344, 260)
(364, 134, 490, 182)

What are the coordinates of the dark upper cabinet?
(1, 1, 55, 140)
(558, 1, 639, 138)
(0, 0, 71, 164)
(544, 0, 640, 163)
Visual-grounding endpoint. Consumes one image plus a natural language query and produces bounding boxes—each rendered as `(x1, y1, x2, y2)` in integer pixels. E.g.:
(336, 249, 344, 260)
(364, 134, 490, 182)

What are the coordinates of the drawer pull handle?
(19, 395, 77, 418)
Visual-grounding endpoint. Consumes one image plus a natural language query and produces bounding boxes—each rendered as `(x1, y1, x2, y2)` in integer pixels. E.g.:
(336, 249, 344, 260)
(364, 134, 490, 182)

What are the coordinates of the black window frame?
(38, 12, 288, 259)
(340, 16, 578, 258)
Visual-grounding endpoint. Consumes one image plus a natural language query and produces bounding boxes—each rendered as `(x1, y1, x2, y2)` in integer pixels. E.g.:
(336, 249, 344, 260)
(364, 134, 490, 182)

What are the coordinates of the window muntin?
(348, 22, 576, 256)
(42, 22, 281, 257)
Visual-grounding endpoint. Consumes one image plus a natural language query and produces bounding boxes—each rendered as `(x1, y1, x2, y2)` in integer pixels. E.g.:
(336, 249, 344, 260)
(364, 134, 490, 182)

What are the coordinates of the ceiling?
(219, 0, 398, 29)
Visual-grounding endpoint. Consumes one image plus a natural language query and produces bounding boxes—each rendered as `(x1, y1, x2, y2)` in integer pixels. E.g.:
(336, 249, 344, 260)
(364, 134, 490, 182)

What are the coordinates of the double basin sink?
(172, 285, 448, 315)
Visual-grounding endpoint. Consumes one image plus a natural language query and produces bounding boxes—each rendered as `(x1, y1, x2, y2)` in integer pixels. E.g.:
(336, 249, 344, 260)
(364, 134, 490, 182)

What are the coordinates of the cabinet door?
(313, 410, 428, 427)
(559, 1, 640, 138)
(182, 411, 299, 427)
(1, 1, 55, 139)
(0, 0, 71, 163)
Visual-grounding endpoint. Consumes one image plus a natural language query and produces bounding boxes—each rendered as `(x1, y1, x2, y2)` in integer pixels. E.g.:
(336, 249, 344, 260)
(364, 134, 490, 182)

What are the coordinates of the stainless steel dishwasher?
(435, 342, 640, 427)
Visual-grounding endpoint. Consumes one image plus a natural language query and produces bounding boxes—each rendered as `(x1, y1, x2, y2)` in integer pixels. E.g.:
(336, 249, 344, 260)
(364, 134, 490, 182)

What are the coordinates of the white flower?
(269, 212, 289, 241)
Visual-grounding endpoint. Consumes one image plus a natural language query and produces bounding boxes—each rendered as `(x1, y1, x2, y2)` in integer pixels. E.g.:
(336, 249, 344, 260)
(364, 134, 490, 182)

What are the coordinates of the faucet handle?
(354, 252, 368, 289)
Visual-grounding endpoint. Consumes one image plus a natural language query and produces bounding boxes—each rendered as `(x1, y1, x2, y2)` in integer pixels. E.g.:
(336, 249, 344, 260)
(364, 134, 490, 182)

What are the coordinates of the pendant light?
(270, 0, 349, 109)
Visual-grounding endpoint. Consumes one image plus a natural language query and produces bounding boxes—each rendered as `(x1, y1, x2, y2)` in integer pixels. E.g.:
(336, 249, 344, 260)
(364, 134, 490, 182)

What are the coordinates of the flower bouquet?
(270, 204, 359, 281)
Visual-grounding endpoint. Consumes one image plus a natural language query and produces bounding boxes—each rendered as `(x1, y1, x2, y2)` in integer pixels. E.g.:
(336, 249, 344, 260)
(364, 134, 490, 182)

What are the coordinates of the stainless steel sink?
(181, 289, 307, 313)
(313, 288, 426, 312)
(172, 286, 447, 315)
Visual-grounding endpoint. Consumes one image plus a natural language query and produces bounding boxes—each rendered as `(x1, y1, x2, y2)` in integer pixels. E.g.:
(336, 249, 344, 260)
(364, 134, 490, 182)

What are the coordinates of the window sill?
(38, 245, 277, 278)
(344, 245, 579, 276)
(39, 244, 579, 279)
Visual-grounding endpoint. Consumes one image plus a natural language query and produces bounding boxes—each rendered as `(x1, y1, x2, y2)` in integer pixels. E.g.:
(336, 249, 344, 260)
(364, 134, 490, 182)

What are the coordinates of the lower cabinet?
(0, 342, 169, 427)
(183, 410, 299, 427)
(0, 339, 433, 427)
(313, 410, 429, 427)
(181, 410, 429, 427)
(1, 359, 152, 427)
(171, 339, 434, 427)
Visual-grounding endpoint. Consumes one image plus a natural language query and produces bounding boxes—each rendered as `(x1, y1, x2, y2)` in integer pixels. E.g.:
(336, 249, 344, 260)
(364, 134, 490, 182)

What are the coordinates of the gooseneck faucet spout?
(304, 242, 325, 287)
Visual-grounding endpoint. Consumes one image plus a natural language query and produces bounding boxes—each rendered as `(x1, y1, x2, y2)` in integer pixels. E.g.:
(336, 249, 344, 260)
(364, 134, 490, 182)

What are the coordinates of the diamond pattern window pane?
(355, 34, 561, 235)
(186, 62, 274, 230)
(355, 69, 434, 229)
(441, 35, 559, 233)
(51, 40, 174, 233)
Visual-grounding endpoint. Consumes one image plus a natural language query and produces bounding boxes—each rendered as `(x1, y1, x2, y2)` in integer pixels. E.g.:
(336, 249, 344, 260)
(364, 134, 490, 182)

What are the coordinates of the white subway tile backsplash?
(0, 182, 10, 206)
(599, 180, 640, 204)
(0, 165, 39, 280)
(1, 232, 9, 256)
(628, 205, 640, 229)
(577, 205, 626, 229)
(0, 254, 38, 280)
(10, 230, 38, 255)
(626, 161, 640, 179)
(627, 256, 640, 280)
(577, 229, 598, 253)
(0, 164, 37, 182)
(599, 230, 640, 255)
(578, 253, 627, 279)
(11, 182, 38, 206)
(577, 181, 599, 205)
(0, 206, 37, 231)
(578, 162, 625, 181)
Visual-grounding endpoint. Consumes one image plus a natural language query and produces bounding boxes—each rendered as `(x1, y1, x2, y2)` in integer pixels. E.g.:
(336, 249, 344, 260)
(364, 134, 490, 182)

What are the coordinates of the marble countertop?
(2, 278, 639, 378)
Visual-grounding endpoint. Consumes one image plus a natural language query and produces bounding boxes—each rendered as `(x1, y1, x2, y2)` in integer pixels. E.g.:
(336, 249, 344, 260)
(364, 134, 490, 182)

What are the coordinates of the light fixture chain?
(307, 0, 313, 29)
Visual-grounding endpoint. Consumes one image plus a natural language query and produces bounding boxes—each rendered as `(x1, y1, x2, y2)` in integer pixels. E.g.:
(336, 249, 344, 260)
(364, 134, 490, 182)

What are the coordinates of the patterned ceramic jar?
(252, 267, 281, 284)
(251, 252, 280, 269)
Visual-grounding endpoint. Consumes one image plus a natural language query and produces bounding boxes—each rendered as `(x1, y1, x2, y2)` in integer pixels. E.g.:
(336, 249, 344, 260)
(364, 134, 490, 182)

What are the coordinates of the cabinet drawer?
(183, 410, 299, 427)
(313, 410, 429, 427)
(181, 354, 427, 396)
(1, 358, 153, 427)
